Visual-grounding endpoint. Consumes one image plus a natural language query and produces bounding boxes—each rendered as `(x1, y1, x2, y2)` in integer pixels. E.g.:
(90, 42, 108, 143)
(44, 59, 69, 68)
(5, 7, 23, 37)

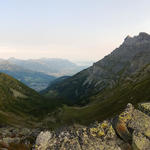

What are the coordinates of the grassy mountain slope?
(0, 73, 60, 127)
(40, 76, 70, 96)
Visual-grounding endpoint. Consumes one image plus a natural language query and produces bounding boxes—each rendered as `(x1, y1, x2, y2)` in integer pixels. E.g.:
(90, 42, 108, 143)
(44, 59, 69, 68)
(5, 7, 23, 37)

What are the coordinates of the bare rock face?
(124, 32, 150, 46)
(34, 103, 150, 150)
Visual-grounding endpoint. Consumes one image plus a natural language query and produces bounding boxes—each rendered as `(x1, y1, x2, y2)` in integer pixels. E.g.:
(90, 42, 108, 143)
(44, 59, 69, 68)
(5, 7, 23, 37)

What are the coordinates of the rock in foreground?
(34, 103, 150, 150)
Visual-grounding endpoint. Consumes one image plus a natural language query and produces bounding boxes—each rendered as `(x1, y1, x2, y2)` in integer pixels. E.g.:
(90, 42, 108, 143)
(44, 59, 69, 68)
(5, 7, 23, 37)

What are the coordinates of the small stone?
(132, 131, 150, 150)
(2, 137, 14, 146)
(36, 131, 52, 149)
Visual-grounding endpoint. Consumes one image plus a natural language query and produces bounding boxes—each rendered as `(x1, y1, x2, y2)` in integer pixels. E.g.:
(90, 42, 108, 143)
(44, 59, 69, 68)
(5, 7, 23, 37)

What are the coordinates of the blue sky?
(0, 0, 150, 61)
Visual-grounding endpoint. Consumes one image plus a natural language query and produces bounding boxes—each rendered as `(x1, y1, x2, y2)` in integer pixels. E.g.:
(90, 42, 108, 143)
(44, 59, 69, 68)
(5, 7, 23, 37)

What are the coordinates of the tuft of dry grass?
(0, 142, 32, 150)
(9, 143, 32, 150)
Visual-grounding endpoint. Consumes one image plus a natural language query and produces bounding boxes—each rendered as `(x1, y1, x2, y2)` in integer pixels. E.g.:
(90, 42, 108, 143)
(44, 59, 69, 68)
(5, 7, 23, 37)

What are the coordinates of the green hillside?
(0, 73, 60, 127)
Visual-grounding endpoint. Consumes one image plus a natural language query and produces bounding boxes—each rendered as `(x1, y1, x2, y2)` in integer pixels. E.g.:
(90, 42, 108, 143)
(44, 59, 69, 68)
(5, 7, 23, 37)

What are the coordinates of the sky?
(0, 0, 150, 62)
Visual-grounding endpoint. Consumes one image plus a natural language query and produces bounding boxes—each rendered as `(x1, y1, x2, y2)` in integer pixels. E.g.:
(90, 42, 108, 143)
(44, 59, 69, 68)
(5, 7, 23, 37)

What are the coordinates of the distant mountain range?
(0, 60, 56, 91)
(0, 58, 89, 91)
(7, 58, 88, 77)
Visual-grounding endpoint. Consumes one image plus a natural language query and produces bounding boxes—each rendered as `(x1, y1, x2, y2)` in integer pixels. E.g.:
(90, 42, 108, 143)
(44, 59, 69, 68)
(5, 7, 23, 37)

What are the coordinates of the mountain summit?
(124, 32, 150, 46)
(43, 32, 150, 103)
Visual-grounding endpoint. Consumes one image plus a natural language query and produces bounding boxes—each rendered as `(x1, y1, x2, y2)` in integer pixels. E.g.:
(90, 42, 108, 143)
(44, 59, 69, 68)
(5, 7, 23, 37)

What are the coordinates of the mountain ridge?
(43, 32, 150, 103)
(7, 57, 87, 77)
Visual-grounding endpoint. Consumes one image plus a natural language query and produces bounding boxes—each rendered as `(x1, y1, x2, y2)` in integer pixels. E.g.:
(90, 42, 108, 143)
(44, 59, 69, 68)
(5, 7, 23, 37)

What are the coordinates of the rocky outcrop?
(124, 32, 150, 46)
(0, 127, 40, 150)
(34, 103, 150, 150)
(138, 103, 150, 116)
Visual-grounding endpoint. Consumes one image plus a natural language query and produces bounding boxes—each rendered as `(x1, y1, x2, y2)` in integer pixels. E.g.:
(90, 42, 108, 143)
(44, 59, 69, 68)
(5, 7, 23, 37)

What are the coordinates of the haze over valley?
(0, 58, 91, 91)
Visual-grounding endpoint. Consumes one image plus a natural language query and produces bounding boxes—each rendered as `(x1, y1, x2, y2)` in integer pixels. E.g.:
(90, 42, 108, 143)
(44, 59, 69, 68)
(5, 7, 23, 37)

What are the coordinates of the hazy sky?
(0, 0, 150, 61)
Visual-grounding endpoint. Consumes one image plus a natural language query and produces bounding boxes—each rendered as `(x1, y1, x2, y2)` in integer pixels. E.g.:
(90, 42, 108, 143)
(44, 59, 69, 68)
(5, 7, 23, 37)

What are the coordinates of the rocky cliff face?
(44, 32, 150, 103)
(34, 103, 150, 150)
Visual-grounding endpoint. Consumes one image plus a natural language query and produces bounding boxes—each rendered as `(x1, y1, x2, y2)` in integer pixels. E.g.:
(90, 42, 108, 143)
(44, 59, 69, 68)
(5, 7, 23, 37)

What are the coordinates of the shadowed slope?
(0, 73, 59, 127)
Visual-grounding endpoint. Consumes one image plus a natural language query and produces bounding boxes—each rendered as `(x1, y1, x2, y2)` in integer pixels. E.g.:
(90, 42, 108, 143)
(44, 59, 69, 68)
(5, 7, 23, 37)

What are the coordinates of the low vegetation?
(45, 64, 150, 128)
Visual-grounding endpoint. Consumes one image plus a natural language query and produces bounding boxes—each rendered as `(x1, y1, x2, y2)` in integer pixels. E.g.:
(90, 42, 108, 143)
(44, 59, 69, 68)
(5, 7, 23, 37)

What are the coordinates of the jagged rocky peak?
(123, 32, 150, 46)
(138, 32, 150, 41)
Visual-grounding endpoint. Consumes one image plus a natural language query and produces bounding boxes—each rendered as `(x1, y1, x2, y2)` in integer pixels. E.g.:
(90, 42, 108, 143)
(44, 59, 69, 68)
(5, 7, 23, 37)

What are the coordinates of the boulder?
(34, 103, 150, 150)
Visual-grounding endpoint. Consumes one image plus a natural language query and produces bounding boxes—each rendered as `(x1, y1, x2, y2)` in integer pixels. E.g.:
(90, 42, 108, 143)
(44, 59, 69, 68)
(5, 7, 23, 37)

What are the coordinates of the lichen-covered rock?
(119, 103, 134, 123)
(132, 131, 150, 150)
(128, 109, 150, 139)
(138, 103, 150, 116)
(34, 121, 124, 150)
(33, 102, 150, 150)
(35, 131, 52, 150)
(34, 103, 150, 150)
